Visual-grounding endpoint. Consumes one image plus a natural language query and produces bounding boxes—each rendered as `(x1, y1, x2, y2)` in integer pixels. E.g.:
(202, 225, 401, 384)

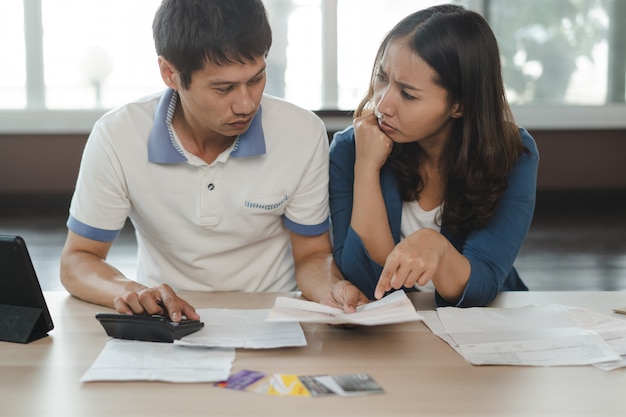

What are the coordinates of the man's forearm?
(295, 252, 344, 303)
(60, 251, 144, 308)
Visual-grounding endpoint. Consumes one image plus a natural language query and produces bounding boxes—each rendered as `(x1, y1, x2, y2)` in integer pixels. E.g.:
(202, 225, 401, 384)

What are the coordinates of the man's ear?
(158, 56, 179, 89)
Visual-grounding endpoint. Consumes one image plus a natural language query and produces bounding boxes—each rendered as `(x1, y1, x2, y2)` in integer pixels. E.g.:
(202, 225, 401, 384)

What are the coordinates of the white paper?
(437, 304, 574, 335)
(458, 330, 618, 366)
(266, 290, 423, 326)
(563, 305, 626, 355)
(421, 304, 621, 367)
(419, 310, 463, 355)
(592, 356, 626, 371)
(562, 305, 626, 370)
(174, 308, 306, 348)
(81, 339, 235, 383)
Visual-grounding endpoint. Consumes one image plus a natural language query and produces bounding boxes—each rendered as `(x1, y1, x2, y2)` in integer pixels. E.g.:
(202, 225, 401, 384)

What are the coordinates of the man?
(60, 0, 367, 321)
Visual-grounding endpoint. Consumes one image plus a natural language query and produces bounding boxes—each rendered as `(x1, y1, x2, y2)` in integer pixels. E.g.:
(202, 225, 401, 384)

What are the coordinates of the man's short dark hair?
(153, 0, 272, 89)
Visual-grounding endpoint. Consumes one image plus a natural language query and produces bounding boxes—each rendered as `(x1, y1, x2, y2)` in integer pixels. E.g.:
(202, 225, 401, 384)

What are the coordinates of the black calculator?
(95, 313, 204, 343)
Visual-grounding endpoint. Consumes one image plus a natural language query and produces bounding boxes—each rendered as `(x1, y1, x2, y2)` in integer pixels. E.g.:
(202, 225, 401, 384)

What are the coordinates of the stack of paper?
(82, 308, 307, 383)
(420, 304, 626, 369)
(266, 290, 423, 326)
(80, 339, 235, 383)
(175, 308, 306, 348)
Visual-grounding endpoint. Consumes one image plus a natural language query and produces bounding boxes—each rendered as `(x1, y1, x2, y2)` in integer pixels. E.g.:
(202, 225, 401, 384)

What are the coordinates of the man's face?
(165, 56, 267, 142)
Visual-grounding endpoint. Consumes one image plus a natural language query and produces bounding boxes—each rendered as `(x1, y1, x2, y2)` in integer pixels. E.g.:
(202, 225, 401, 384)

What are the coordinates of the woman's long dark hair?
(355, 5, 524, 235)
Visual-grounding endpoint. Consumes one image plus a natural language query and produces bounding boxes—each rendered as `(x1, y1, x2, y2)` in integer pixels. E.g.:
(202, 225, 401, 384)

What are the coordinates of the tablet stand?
(0, 304, 49, 343)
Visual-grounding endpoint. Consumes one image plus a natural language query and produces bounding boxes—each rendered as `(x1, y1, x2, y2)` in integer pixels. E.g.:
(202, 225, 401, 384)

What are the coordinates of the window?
(488, 0, 622, 106)
(0, 0, 26, 108)
(1, 0, 625, 133)
(41, 0, 162, 109)
(264, 0, 449, 109)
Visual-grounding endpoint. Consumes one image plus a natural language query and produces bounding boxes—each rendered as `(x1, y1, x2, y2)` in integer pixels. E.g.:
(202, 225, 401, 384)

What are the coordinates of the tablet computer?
(0, 234, 54, 343)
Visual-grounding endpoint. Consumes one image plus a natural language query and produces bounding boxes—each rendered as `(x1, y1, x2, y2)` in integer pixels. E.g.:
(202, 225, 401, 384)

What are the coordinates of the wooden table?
(1, 291, 625, 417)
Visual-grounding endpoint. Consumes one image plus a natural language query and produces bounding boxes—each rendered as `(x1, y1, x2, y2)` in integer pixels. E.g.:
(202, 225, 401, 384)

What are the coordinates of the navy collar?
(148, 88, 266, 164)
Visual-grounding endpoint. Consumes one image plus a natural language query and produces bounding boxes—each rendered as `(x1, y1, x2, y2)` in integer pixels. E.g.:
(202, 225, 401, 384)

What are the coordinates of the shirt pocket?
(244, 194, 289, 214)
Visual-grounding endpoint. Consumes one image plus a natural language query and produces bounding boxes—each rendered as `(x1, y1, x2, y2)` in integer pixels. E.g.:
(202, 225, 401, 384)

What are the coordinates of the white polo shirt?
(68, 89, 330, 292)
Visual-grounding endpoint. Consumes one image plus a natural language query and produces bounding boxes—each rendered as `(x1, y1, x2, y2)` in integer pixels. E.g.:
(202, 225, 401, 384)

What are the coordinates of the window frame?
(1, 0, 625, 134)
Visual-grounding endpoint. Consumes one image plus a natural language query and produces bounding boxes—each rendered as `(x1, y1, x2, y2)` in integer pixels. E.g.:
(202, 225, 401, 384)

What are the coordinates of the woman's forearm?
(350, 162, 395, 265)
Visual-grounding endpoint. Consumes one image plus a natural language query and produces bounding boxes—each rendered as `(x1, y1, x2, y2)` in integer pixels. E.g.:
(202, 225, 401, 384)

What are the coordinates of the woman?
(329, 4, 539, 307)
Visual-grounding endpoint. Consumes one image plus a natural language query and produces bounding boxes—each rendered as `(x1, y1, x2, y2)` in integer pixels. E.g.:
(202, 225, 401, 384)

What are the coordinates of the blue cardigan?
(329, 126, 539, 307)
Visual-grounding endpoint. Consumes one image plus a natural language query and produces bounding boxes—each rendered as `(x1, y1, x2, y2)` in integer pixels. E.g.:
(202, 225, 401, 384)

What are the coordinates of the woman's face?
(373, 37, 462, 148)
